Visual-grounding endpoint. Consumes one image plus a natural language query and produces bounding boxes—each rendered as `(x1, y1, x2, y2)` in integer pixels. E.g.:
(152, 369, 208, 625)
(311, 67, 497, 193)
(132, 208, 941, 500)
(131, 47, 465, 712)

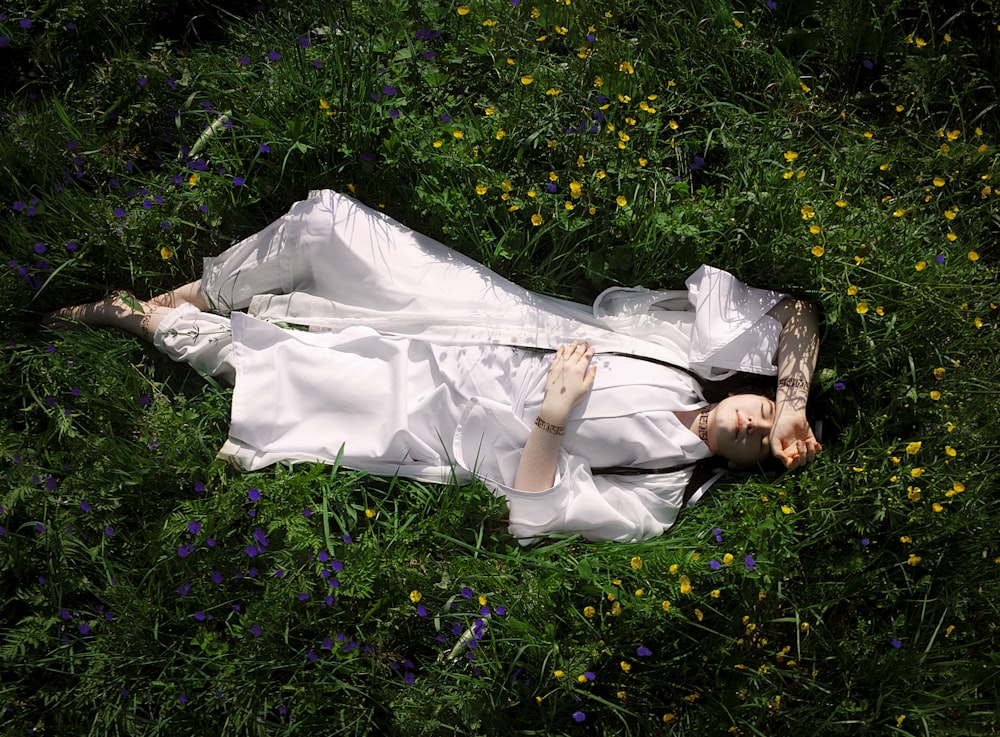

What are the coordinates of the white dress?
(154, 190, 787, 543)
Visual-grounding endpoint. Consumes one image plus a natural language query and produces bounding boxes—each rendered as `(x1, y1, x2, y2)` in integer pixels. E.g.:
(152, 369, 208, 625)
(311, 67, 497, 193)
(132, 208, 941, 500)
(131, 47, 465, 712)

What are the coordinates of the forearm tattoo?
(778, 376, 809, 391)
(140, 312, 152, 341)
(535, 416, 566, 435)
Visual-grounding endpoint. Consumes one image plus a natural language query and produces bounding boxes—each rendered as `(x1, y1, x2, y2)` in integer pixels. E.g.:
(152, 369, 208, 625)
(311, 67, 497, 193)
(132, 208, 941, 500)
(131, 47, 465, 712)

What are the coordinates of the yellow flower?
(784, 150, 799, 162)
(809, 224, 821, 234)
(530, 213, 543, 226)
(856, 302, 869, 315)
(952, 482, 965, 493)
(944, 207, 957, 220)
(908, 554, 922, 566)
(319, 98, 330, 110)
(638, 157, 648, 167)
(583, 605, 595, 618)
(945, 624, 955, 637)
(453, 130, 464, 139)
(617, 690, 627, 700)
(679, 575, 692, 594)
(781, 505, 792, 514)
(933, 176, 946, 187)
(520, 75, 533, 85)
(365, 507, 376, 518)
(879, 162, 890, 171)
(630, 556, 643, 571)
(944, 33, 952, 42)
(619, 60, 635, 74)
(906, 441, 922, 454)
(545, 87, 560, 95)
(662, 600, 672, 611)
(569, 181, 583, 199)
(564, 201, 574, 210)
(432, 140, 443, 148)
(915, 261, 926, 271)
(732, 16, 744, 28)
(553, 670, 564, 678)
(947, 129, 960, 141)
(847, 285, 858, 296)
(968, 250, 979, 261)
(911, 467, 924, 478)
(800, 204, 816, 219)
(945, 445, 957, 457)
(811, 245, 825, 257)
(695, 608, 704, 621)
(475, 183, 487, 195)
(483, 18, 497, 27)
(160, 246, 174, 260)
(836, 199, 848, 207)
(782, 170, 795, 179)
(634, 588, 644, 597)
(188, 173, 199, 186)
(907, 486, 921, 502)
(457, 5, 470, 15)
(409, 590, 422, 603)
(900, 535, 912, 543)
(527, 189, 536, 197)
(893, 208, 906, 217)
(915, 37, 927, 48)
(621, 661, 632, 673)
(593, 75, 604, 87)
(594, 169, 606, 179)
(932, 502, 944, 513)
(616, 195, 628, 207)
(710, 589, 721, 598)
(669, 564, 679, 575)
(799, 80, 811, 93)
(929, 390, 941, 400)
(863, 131, 874, 139)
(663, 713, 676, 723)
(495, 129, 506, 140)
(933, 367, 946, 380)
(973, 317, 983, 329)
(723, 553, 734, 565)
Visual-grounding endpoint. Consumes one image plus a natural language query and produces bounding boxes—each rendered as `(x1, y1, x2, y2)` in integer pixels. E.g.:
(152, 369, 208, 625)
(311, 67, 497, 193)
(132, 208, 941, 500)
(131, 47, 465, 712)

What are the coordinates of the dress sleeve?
(684, 265, 787, 378)
(453, 397, 694, 544)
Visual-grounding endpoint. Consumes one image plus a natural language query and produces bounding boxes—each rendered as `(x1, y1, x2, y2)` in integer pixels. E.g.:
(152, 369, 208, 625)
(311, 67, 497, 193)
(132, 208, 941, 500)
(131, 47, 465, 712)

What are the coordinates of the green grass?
(1, 0, 998, 734)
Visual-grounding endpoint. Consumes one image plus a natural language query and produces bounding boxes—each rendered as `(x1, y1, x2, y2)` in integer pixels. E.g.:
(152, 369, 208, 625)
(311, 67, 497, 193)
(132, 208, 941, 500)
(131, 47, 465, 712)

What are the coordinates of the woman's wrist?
(534, 415, 566, 435)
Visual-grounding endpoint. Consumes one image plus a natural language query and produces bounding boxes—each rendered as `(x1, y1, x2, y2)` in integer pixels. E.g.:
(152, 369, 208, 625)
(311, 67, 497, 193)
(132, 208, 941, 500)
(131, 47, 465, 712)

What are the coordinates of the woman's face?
(708, 393, 775, 468)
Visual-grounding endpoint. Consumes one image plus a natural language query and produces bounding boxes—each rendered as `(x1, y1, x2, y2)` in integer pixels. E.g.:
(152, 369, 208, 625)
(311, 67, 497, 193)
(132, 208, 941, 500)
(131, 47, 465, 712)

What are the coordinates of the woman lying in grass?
(50, 190, 821, 543)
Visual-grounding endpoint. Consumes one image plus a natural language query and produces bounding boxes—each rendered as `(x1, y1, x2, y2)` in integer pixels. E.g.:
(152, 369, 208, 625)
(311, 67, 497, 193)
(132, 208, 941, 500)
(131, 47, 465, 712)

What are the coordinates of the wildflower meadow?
(1, 0, 998, 734)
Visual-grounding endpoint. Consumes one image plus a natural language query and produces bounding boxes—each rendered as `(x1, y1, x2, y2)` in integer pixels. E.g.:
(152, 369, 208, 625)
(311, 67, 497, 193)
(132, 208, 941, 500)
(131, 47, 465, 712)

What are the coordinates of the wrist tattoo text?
(778, 376, 809, 391)
(535, 416, 566, 435)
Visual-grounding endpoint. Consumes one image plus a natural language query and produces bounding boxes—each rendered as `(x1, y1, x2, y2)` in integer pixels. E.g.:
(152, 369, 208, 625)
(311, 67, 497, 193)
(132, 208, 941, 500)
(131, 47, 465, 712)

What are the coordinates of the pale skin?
(512, 298, 822, 491)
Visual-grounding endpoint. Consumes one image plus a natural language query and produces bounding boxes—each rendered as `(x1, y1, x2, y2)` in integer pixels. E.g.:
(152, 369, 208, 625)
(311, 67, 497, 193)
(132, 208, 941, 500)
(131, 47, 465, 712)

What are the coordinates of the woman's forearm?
(769, 298, 820, 414)
(512, 412, 568, 492)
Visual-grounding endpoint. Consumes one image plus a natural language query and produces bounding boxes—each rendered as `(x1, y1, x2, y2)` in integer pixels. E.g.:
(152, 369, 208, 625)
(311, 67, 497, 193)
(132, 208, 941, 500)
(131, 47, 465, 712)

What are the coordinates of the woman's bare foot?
(46, 292, 169, 342)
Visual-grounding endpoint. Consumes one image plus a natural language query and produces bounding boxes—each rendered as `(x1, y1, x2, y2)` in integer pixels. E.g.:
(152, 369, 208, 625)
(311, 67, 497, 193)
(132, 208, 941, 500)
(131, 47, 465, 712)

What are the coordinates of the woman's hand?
(770, 409, 821, 469)
(541, 341, 597, 423)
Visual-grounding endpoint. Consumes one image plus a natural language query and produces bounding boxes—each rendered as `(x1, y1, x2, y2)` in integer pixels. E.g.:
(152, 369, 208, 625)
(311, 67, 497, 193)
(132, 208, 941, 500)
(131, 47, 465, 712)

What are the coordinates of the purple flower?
(766, 0, 777, 9)
(637, 645, 652, 657)
(495, 605, 507, 616)
(247, 488, 261, 502)
(233, 176, 245, 187)
(194, 611, 206, 621)
(389, 109, 400, 119)
(0, 37, 9, 48)
(211, 571, 224, 584)
(381, 84, 397, 96)
(179, 693, 187, 705)
(416, 604, 427, 617)
(572, 711, 586, 722)
(251, 624, 262, 637)
(712, 527, 723, 542)
(167, 78, 177, 90)
(863, 59, 874, 70)
(238, 55, 251, 65)
(890, 637, 902, 649)
(744, 555, 756, 571)
(690, 155, 706, 171)
(307, 649, 319, 661)
(861, 538, 870, 547)
(105, 526, 115, 537)
(80, 501, 91, 512)
(259, 143, 271, 153)
(113, 207, 127, 218)
(709, 559, 721, 570)
(188, 521, 202, 535)
(461, 586, 473, 599)
(66, 241, 79, 251)
(834, 378, 847, 391)
(936, 253, 945, 264)
(583, 671, 595, 681)
(194, 481, 206, 493)
(20, 18, 32, 29)
(79, 623, 91, 635)
(267, 50, 281, 61)
(137, 77, 147, 87)
(299, 35, 311, 48)
(178, 544, 193, 558)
